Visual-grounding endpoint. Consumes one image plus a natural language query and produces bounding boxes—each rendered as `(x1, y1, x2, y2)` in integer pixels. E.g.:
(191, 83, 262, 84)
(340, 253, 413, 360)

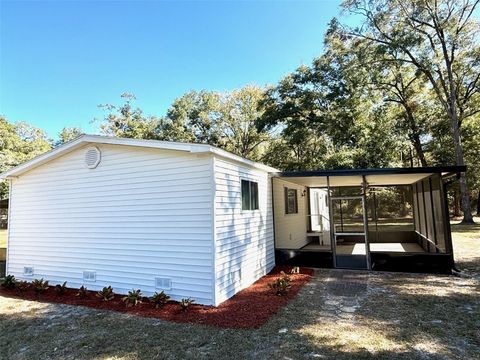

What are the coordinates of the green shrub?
(150, 291, 170, 308)
(122, 289, 143, 307)
(96, 286, 114, 301)
(1, 275, 16, 289)
(179, 298, 194, 312)
(54, 281, 68, 295)
(76, 286, 88, 298)
(31, 278, 49, 294)
(16, 280, 30, 292)
(269, 271, 291, 296)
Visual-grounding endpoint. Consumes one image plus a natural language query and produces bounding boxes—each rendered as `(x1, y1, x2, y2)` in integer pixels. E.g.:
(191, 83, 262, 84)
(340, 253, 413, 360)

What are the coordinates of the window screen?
(285, 188, 298, 214)
(241, 180, 259, 210)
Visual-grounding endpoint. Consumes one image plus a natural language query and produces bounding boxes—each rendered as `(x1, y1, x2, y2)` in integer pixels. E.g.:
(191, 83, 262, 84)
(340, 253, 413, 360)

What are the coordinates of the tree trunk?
(411, 133, 427, 167)
(451, 114, 474, 223)
(476, 190, 480, 216)
(453, 189, 460, 217)
(404, 106, 427, 167)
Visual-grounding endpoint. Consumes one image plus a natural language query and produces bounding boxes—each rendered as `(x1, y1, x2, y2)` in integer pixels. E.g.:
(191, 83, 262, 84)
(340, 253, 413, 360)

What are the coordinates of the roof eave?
(0, 134, 279, 179)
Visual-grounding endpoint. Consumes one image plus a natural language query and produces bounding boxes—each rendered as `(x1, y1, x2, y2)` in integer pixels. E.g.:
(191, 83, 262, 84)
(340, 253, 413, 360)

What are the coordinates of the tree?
(163, 86, 273, 161)
(261, 21, 403, 170)
(56, 127, 84, 146)
(342, 0, 480, 222)
(163, 90, 221, 144)
(0, 117, 52, 199)
(98, 93, 161, 139)
(218, 85, 272, 160)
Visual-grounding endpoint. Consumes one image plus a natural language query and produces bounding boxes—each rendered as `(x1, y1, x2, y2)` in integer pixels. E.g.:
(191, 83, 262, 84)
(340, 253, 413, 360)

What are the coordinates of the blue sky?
(0, 0, 342, 139)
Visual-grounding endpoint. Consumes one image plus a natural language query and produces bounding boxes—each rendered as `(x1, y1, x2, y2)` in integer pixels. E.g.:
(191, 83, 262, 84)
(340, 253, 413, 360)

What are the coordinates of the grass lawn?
(0, 220, 479, 360)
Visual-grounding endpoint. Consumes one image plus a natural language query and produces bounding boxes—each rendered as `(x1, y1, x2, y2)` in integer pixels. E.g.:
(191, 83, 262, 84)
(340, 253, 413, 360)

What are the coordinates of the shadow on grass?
(1, 269, 479, 360)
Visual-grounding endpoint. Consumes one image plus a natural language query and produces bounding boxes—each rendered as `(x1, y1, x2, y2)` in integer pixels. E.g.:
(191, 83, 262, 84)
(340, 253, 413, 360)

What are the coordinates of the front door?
(331, 196, 369, 269)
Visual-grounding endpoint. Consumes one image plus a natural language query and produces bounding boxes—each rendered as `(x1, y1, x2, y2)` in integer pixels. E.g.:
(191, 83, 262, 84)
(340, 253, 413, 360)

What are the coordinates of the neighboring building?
(0, 135, 464, 305)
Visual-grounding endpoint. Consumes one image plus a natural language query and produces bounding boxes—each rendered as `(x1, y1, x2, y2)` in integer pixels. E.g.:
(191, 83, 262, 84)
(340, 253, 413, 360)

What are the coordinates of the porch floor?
(301, 242, 425, 255)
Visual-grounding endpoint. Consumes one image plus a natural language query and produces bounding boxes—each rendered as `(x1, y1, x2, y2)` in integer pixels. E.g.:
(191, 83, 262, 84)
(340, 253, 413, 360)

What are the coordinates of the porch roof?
(271, 166, 466, 187)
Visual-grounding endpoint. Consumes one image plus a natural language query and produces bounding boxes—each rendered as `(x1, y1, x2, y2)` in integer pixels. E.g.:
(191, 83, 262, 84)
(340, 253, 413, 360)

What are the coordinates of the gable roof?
(0, 134, 279, 179)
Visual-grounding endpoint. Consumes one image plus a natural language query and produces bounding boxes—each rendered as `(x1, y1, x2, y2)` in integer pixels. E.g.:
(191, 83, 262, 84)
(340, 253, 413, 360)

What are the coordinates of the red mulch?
(0, 266, 314, 329)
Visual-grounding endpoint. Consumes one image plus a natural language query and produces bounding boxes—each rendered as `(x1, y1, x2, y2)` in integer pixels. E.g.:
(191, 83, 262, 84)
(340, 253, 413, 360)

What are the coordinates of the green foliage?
(96, 286, 115, 301)
(122, 289, 143, 307)
(163, 86, 273, 161)
(76, 286, 88, 298)
(150, 291, 170, 308)
(0, 117, 52, 199)
(98, 93, 161, 140)
(179, 298, 194, 312)
(1, 275, 16, 289)
(31, 278, 49, 294)
(56, 127, 84, 146)
(54, 281, 68, 296)
(16, 280, 30, 292)
(269, 271, 291, 296)
(341, 0, 480, 222)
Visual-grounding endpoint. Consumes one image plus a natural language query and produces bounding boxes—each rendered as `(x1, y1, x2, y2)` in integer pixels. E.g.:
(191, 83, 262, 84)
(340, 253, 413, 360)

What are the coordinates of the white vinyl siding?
(213, 157, 274, 305)
(7, 144, 214, 305)
(273, 178, 308, 249)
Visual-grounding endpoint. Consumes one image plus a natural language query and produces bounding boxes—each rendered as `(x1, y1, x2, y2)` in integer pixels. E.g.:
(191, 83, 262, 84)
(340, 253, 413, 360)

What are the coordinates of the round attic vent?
(85, 146, 101, 169)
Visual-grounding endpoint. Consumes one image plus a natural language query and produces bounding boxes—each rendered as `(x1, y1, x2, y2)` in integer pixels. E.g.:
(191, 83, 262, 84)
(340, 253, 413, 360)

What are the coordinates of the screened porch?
(272, 166, 464, 273)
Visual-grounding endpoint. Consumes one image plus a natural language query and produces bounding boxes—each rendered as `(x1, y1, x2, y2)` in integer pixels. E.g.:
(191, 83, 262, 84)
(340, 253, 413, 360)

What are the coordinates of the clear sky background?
(0, 0, 342, 139)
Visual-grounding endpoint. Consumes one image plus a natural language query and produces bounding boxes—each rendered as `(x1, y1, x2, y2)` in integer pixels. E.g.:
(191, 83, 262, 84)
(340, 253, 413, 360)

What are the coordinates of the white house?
(1, 135, 277, 306)
(1, 135, 463, 305)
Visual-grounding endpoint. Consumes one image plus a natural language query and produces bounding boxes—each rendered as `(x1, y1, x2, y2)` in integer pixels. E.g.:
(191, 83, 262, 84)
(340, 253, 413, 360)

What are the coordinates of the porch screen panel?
(423, 179, 435, 247)
(412, 184, 420, 231)
(417, 182, 427, 238)
(431, 176, 446, 253)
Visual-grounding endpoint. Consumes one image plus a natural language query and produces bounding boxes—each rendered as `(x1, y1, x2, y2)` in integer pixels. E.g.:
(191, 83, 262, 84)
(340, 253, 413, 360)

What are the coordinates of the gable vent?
(85, 146, 101, 169)
(155, 277, 172, 290)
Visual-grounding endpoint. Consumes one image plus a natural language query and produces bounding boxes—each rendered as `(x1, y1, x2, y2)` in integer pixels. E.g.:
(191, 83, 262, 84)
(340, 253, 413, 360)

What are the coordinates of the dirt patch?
(0, 266, 313, 329)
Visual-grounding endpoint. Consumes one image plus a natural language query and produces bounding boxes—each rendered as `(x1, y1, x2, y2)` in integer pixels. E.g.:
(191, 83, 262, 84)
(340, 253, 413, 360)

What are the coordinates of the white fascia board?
(209, 147, 279, 173)
(0, 134, 279, 179)
(0, 136, 87, 179)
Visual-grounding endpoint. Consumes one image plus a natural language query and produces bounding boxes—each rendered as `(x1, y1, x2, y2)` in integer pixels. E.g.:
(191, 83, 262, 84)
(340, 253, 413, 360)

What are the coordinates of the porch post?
(362, 175, 372, 270)
(327, 176, 336, 268)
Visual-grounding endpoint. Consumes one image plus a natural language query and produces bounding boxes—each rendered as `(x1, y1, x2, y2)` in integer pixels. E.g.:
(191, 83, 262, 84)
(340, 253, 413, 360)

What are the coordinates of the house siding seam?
(213, 157, 275, 305)
(7, 144, 215, 305)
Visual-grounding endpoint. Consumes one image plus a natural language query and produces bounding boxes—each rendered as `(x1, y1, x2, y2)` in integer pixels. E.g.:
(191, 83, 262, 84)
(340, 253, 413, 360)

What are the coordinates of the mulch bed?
(0, 266, 314, 329)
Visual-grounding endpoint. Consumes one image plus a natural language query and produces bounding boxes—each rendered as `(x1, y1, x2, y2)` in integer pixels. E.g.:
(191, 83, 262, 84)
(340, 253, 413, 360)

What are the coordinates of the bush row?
(1, 275, 195, 311)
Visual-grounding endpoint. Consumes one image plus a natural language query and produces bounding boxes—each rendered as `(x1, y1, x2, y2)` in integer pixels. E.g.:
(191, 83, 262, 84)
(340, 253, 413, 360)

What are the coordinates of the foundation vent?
(83, 270, 96, 282)
(23, 266, 34, 276)
(155, 277, 172, 290)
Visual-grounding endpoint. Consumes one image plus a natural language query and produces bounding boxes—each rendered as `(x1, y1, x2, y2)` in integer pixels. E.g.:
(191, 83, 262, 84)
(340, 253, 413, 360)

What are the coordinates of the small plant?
(31, 278, 49, 294)
(150, 291, 170, 308)
(96, 286, 114, 301)
(122, 289, 143, 307)
(16, 280, 30, 292)
(1, 275, 16, 289)
(179, 298, 194, 312)
(54, 281, 68, 295)
(269, 271, 291, 296)
(76, 286, 88, 298)
(290, 266, 300, 274)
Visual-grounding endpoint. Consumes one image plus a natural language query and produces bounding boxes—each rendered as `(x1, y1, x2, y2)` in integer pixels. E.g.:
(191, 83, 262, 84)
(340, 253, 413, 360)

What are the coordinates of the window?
(285, 188, 298, 214)
(241, 179, 259, 210)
